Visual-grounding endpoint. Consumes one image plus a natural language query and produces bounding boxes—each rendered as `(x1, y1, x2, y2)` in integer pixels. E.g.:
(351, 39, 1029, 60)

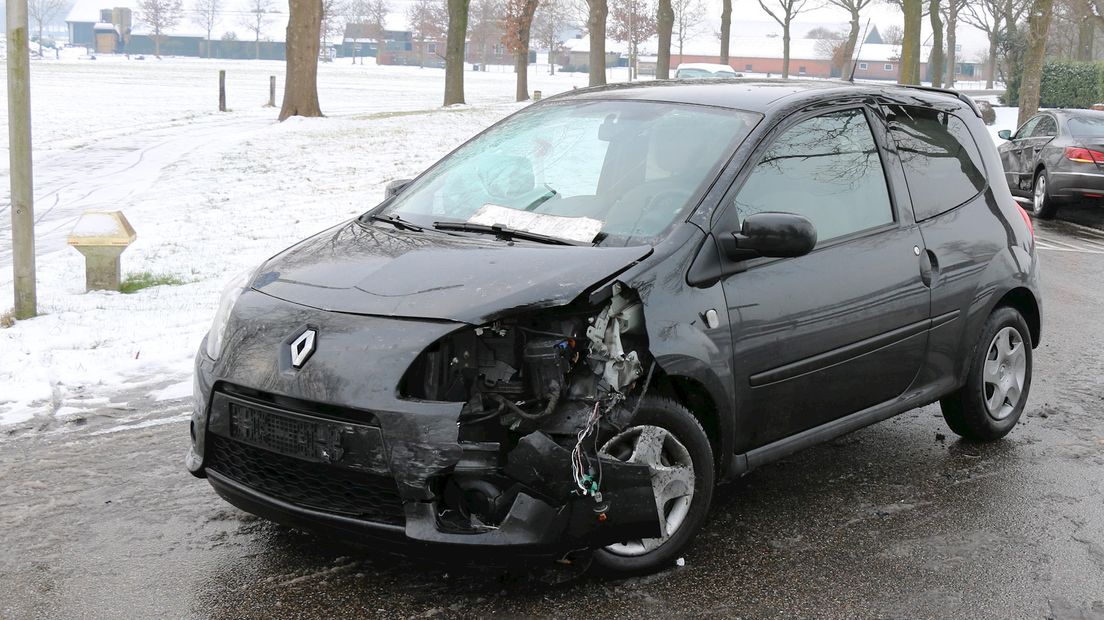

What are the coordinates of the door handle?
(920, 249, 941, 288)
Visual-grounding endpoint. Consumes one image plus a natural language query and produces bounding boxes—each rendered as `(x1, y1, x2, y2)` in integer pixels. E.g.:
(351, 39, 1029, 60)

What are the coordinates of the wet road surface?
(2, 217, 1104, 619)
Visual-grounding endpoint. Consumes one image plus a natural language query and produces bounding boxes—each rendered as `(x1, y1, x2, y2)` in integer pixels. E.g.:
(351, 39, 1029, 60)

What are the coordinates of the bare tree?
(757, 0, 811, 78)
(365, 0, 390, 61)
(320, 0, 345, 56)
(672, 0, 706, 56)
(882, 23, 904, 43)
(720, 0, 731, 62)
(657, 0, 674, 78)
(943, 0, 964, 86)
(503, 0, 539, 100)
(930, 0, 944, 85)
(813, 28, 850, 74)
(28, 0, 67, 55)
(137, 0, 184, 58)
(962, 0, 1028, 88)
(1018, 0, 1055, 124)
(586, 0, 608, 85)
(242, 0, 276, 59)
(444, 0, 469, 105)
(899, 0, 922, 83)
(470, 0, 504, 68)
(281, 0, 324, 119)
(824, 0, 874, 77)
(408, 0, 448, 67)
(534, 0, 570, 73)
(609, 0, 656, 79)
(193, 0, 221, 58)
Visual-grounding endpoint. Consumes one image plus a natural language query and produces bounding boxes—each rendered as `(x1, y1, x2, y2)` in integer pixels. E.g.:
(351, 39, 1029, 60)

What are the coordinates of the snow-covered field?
(0, 51, 1022, 429)
(0, 53, 610, 427)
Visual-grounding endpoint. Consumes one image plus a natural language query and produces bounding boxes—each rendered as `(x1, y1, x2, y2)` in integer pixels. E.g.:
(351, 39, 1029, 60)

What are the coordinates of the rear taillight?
(1064, 146, 1104, 164)
(1016, 204, 1035, 239)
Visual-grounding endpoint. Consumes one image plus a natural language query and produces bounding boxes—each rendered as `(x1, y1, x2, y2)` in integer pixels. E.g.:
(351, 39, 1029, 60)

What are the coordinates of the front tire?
(591, 396, 714, 575)
(940, 307, 1033, 441)
(1032, 169, 1060, 219)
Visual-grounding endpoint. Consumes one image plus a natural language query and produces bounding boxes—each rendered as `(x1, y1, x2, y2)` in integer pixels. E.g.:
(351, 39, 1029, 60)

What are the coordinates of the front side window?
(886, 105, 987, 221)
(1014, 116, 1042, 140)
(730, 108, 894, 243)
(1031, 115, 1057, 137)
(380, 100, 760, 245)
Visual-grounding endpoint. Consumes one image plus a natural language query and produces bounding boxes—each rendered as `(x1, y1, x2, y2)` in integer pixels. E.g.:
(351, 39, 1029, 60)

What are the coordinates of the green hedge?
(1004, 61, 1104, 108)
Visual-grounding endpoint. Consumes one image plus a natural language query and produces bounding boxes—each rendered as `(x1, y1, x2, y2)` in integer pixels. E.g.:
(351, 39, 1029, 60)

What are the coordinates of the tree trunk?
(207, 30, 213, 58)
(945, 0, 957, 87)
(656, 0, 673, 78)
(444, 0, 469, 105)
(781, 23, 790, 78)
(155, 33, 162, 58)
(720, 0, 731, 63)
(586, 0, 607, 86)
(929, 0, 944, 86)
(255, 36, 260, 59)
(514, 0, 538, 101)
(899, 0, 923, 84)
(986, 28, 999, 88)
(842, 9, 860, 78)
(1017, 0, 1055, 125)
(1077, 20, 1095, 61)
(279, 0, 323, 120)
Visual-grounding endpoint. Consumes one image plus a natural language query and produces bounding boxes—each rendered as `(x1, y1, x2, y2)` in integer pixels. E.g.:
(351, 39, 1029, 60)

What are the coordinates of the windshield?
(378, 100, 758, 245)
(1068, 115, 1104, 138)
(676, 68, 712, 78)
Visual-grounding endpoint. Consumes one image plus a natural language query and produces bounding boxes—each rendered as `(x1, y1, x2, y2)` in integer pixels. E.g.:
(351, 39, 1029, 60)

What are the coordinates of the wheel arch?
(648, 360, 734, 478)
(995, 286, 1042, 348)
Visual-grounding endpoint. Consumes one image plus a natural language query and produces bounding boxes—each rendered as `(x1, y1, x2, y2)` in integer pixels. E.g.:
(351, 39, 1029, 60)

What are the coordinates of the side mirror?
(385, 178, 412, 199)
(720, 212, 817, 261)
(997, 129, 1012, 141)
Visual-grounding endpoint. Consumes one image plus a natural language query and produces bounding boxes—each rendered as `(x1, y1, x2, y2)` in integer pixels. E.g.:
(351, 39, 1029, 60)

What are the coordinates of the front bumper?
(188, 290, 659, 555)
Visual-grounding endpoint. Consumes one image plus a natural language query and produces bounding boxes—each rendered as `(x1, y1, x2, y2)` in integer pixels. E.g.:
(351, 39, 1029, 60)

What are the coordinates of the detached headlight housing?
(204, 268, 255, 361)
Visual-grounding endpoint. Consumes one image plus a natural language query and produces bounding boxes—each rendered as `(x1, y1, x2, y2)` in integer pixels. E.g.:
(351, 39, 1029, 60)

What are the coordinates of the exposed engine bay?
(400, 283, 663, 545)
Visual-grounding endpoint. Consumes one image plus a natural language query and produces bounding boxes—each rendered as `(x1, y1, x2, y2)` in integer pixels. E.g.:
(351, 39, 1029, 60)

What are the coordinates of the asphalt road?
(3, 210, 1104, 619)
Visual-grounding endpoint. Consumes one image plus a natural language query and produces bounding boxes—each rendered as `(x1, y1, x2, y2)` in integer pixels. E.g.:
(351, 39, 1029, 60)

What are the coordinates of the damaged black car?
(189, 80, 1042, 574)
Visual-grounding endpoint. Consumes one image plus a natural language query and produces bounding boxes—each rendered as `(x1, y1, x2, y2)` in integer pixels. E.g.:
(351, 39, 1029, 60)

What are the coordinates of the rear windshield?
(1068, 116, 1104, 138)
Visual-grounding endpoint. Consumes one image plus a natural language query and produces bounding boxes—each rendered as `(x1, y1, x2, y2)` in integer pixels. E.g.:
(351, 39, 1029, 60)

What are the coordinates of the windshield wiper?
(365, 213, 423, 232)
(432, 221, 576, 246)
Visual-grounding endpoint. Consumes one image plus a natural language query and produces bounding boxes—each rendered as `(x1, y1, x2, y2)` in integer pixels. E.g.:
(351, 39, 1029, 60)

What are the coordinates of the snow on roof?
(67, 0, 288, 42)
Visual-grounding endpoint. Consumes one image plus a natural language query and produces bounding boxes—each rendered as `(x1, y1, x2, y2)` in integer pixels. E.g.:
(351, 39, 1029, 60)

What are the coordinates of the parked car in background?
(190, 80, 1041, 575)
(996, 109, 1104, 218)
(674, 63, 742, 78)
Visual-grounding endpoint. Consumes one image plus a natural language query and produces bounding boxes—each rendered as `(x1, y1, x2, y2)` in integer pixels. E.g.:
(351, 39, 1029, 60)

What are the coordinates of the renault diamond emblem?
(290, 329, 316, 368)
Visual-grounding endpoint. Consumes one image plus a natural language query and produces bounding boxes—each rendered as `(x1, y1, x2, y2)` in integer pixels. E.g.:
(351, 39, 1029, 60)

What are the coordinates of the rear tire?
(1032, 169, 1060, 219)
(591, 396, 714, 575)
(940, 307, 1033, 441)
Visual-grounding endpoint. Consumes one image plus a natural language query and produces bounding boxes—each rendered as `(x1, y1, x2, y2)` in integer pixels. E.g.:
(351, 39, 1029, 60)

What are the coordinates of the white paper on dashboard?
(467, 204, 603, 244)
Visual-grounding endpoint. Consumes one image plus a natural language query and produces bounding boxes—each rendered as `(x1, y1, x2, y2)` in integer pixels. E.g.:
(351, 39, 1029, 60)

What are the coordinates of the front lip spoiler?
(205, 470, 570, 561)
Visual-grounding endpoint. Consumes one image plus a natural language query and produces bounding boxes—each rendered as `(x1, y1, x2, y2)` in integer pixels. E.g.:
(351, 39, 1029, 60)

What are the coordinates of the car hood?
(252, 220, 652, 324)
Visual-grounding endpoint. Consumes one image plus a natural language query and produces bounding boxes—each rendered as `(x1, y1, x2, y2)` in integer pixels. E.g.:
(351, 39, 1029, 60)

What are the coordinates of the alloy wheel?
(983, 326, 1027, 421)
(599, 425, 695, 557)
(1033, 174, 1047, 215)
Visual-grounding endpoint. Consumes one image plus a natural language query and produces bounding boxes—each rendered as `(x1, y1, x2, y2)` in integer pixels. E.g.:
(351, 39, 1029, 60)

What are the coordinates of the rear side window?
(1032, 115, 1057, 137)
(886, 105, 987, 221)
(731, 108, 894, 242)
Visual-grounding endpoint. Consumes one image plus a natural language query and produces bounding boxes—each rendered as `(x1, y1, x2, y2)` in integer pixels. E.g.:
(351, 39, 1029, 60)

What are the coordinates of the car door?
(714, 105, 930, 449)
(1001, 115, 1042, 192)
(1026, 113, 1058, 174)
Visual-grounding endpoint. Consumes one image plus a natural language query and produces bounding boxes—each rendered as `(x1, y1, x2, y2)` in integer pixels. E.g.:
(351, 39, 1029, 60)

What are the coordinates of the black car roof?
(552, 78, 979, 117)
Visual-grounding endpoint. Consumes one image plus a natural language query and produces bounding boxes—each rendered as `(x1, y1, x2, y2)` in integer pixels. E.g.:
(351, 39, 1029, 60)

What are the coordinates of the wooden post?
(7, 0, 37, 319)
(218, 70, 227, 112)
(267, 75, 276, 107)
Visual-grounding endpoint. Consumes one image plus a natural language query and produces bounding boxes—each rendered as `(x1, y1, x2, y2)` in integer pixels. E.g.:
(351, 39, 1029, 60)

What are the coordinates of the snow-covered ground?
(0, 54, 615, 427)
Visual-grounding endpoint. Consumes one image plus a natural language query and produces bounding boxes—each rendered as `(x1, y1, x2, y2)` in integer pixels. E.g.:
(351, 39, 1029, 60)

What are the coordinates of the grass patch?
(119, 272, 190, 294)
